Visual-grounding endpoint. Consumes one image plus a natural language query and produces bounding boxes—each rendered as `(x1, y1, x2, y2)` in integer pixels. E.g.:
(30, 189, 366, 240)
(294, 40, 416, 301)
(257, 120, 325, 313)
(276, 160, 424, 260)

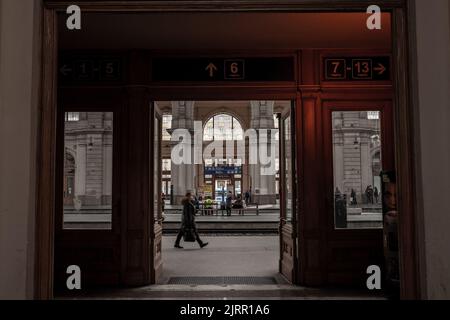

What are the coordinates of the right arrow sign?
(324, 56, 390, 81)
(374, 63, 386, 75)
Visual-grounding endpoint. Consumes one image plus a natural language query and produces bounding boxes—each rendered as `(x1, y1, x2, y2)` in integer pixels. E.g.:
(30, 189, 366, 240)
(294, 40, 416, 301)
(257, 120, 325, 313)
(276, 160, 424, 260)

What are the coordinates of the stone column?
(74, 140, 86, 202)
(170, 101, 196, 204)
(333, 131, 345, 194)
(102, 113, 113, 206)
(360, 132, 372, 194)
(249, 101, 277, 204)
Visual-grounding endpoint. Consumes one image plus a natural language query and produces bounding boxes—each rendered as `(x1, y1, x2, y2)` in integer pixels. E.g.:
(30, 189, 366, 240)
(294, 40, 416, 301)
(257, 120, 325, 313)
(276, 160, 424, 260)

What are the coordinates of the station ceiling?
(59, 12, 391, 50)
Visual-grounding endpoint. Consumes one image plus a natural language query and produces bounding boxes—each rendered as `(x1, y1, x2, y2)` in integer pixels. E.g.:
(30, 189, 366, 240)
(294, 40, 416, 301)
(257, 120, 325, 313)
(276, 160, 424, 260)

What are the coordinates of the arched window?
(203, 114, 243, 141)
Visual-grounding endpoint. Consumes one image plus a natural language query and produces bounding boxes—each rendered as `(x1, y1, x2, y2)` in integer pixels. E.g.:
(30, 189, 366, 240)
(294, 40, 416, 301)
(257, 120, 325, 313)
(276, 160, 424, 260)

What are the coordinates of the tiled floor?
(159, 235, 282, 284)
(57, 235, 388, 300)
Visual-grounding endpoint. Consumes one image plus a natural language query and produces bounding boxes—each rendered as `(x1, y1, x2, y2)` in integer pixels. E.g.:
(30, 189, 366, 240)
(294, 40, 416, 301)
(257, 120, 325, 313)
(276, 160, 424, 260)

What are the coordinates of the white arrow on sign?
(60, 65, 72, 76)
(205, 63, 218, 77)
(373, 63, 386, 75)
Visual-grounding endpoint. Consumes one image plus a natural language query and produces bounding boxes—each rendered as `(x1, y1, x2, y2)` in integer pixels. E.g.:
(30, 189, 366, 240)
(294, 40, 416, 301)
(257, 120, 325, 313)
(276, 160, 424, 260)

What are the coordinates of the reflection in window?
(154, 116, 162, 222)
(63, 112, 113, 229)
(65, 112, 80, 122)
(203, 114, 243, 141)
(273, 114, 279, 141)
(283, 116, 293, 222)
(332, 111, 383, 229)
(162, 114, 172, 141)
(162, 159, 171, 172)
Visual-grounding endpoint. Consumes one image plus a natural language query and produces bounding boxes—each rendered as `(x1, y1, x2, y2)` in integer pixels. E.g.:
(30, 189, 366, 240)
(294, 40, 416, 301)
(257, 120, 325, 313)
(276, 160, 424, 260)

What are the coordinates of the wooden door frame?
(279, 101, 299, 283)
(150, 103, 164, 283)
(36, 0, 419, 299)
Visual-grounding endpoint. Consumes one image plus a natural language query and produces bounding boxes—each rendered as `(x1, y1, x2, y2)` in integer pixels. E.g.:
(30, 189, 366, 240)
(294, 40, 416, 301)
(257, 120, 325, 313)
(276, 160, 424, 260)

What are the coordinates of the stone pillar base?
(251, 194, 277, 205)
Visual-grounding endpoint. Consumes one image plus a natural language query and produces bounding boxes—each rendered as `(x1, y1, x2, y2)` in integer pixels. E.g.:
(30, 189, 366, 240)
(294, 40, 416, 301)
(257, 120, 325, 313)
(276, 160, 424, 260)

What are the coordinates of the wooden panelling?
(43, 0, 406, 11)
(35, 8, 58, 300)
(305, 240, 321, 269)
(153, 224, 163, 282)
(299, 92, 327, 286)
(280, 224, 296, 283)
(122, 86, 151, 285)
(392, 7, 421, 300)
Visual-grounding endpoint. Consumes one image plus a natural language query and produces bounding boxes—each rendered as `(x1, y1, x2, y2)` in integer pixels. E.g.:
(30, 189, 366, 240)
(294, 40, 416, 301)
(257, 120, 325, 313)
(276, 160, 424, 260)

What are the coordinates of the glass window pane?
(162, 114, 172, 141)
(235, 180, 241, 196)
(66, 112, 80, 121)
(203, 118, 214, 141)
(214, 114, 232, 140)
(154, 116, 161, 222)
(233, 117, 243, 140)
(332, 111, 383, 229)
(203, 114, 243, 141)
(63, 112, 113, 230)
(284, 116, 293, 222)
(162, 159, 171, 172)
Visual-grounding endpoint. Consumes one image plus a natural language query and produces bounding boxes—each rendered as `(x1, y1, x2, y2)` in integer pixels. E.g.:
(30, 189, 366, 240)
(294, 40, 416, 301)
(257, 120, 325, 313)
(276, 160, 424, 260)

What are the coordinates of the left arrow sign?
(205, 63, 218, 77)
(60, 64, 72, 76)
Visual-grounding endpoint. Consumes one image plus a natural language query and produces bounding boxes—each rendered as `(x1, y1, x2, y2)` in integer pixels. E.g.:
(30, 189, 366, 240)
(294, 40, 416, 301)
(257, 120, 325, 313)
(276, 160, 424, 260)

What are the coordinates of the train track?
(162, 221, 279, 234)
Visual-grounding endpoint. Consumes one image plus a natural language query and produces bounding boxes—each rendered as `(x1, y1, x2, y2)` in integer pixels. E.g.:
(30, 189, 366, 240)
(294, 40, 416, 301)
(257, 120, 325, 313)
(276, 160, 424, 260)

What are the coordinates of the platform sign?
(224, 60, 245, 80)
(325, 58, 347, 80)
(59, 55, 123, 83)
(152, 57, 294, 82)
(324, 56, 390, 81)
(204, 166, 242, 175)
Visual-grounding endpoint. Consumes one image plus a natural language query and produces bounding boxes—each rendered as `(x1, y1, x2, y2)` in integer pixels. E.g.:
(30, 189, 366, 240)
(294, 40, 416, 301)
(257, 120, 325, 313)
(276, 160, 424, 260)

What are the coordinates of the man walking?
(174, 192, 208, 249)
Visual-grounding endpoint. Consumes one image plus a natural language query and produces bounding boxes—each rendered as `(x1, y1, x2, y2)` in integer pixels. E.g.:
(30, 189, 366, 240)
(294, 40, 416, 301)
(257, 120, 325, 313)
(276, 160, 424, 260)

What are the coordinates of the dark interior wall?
(58, 12, 391, 50)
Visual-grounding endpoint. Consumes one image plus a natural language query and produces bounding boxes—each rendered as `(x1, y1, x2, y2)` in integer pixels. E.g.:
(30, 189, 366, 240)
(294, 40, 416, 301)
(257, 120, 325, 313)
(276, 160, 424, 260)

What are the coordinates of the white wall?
(0, 0, 41, 299)
(413, 0, 450, 299)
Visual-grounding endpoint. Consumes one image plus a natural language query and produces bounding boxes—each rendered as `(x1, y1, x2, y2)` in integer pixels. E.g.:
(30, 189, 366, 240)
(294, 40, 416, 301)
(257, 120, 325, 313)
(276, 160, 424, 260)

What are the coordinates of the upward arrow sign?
(205, 63, 218, 77)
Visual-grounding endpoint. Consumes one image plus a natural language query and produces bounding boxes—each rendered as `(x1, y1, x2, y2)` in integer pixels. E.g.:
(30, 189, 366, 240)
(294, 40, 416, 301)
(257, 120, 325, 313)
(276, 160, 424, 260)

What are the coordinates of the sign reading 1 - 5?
(59, 55, 123, 83)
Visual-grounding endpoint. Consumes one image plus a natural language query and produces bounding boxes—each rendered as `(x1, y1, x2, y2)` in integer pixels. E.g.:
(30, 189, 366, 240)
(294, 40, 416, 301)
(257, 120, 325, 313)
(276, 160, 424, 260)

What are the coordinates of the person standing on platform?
(174, 192, 208, 249)
(244, 190, 250, 205)
(204, 196, 213, 215)
(161, 192, 165, 212)
(233, 195, 244, 215)
(350, 189, 357, 205)
(374, 186, 379, 204)
(226, 191, 233, 216)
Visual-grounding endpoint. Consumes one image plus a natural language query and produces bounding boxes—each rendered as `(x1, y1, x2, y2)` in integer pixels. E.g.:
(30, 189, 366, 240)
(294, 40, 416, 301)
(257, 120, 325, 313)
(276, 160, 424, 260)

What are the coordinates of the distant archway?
(203, 113, 244, 141)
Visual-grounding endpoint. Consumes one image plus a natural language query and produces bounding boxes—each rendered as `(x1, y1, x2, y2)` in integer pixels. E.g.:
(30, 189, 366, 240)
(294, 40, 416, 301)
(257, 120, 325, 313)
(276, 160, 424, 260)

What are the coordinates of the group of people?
(364, 185, 380, 204)
(225, 191, 245, 216)
(192, 189, 253, 216)
(336, 185, 380, 206)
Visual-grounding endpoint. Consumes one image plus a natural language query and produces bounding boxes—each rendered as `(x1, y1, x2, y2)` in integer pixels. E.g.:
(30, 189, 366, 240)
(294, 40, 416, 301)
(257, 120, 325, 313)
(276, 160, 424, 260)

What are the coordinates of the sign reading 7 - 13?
(324, 56, 390, 81)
